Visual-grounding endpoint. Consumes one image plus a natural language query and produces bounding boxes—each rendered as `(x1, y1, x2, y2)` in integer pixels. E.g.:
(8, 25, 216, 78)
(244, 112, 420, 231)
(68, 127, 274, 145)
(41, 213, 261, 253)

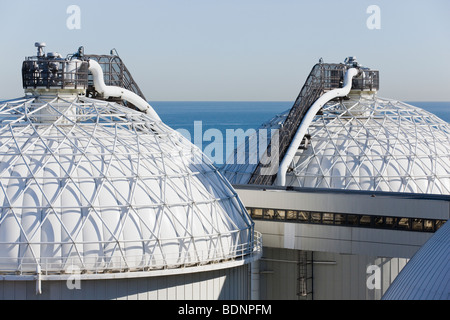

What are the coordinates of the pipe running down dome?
(221, 57, 450, 195)
(0, 44, 260, 276)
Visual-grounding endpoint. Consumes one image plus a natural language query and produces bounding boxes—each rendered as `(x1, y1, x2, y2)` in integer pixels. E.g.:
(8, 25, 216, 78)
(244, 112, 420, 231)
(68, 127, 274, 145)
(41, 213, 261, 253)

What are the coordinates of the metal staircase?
(248, 60, 379, 186)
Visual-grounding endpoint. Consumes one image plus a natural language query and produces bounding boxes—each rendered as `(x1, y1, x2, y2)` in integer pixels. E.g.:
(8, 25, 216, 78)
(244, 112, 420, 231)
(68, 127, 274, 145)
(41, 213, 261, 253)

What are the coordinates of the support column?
(251, 261, 260, 300)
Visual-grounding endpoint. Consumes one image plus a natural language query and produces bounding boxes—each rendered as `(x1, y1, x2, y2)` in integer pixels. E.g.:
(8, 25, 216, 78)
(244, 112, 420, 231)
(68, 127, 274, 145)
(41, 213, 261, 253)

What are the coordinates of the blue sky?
(0, 0, 449, 101)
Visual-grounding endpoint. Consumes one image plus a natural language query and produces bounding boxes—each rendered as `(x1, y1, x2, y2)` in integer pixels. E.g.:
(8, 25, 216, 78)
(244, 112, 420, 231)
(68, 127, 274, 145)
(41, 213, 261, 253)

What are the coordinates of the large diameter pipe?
(88, 60, 161, 121)
(275, 68, 359, 186)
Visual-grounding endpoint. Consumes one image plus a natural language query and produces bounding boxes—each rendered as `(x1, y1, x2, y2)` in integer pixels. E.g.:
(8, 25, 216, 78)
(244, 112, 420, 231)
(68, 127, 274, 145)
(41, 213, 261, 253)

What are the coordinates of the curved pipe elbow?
(275, 68, 359, 186)
(88, 60, 161, 122)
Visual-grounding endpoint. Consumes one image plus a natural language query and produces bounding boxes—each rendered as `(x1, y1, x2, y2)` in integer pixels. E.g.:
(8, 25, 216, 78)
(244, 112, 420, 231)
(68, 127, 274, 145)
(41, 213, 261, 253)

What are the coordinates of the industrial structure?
(0, 43, 262, 300)
(0, 43, 447, 300)
(222, 57, 450, 300)
(382, 218, 449, 300)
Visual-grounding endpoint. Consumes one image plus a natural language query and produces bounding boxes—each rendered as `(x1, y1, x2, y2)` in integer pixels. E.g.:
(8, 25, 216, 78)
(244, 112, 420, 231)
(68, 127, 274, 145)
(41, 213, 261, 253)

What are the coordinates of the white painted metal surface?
(260, 247, 409, 300)
(276, 68, 359, 186)
(0, 95, 258, 276)
(288, 94, 450, 194)
(223, 94, 450, 195)
(88, 60, 161, 121)
(382, 220, 450, 300)
(235, 186, 450, 220)
(0, 263, 251, 300)
(235, 186, 449, 258)
(254, 220, 432, 259)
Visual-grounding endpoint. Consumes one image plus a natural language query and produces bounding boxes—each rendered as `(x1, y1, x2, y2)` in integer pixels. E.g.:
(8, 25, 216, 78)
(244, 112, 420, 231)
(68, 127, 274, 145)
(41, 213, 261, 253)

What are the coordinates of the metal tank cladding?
(219, 57, 450, 300)
(0, 43, 261, 300)
(281, 94, 450, 193)
(222, 58, 450, 195)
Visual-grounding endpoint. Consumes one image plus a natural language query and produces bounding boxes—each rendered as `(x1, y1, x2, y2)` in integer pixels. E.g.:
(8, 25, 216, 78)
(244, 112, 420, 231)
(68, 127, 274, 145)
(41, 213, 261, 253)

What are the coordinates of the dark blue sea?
(151, 101, 450, 166)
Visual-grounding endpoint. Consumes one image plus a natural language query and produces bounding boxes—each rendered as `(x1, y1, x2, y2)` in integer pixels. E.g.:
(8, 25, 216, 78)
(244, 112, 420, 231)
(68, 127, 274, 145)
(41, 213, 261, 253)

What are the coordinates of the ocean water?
(152, 101, 292, 165)
(152, 101, 450, 131)
(152, 101, 292, 133)
(151, 101, 450, 166)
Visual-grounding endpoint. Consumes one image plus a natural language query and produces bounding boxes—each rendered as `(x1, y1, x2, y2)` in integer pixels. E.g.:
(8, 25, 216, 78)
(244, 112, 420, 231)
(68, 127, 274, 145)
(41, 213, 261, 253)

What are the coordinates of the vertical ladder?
(297, 251, 313, 300)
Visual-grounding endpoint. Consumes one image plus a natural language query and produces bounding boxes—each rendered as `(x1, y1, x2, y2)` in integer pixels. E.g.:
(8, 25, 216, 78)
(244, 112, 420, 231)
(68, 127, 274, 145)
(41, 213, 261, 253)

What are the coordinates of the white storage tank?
(221, 57, 450, 300)
(0, 43, 261, 300)
(222, 58, 450, 195)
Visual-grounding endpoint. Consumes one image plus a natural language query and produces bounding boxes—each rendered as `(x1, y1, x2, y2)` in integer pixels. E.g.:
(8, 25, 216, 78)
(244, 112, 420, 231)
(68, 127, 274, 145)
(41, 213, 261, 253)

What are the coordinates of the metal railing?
(22, 59, 89, 90)
(0, 231, 262, 276)
(248, 63, 379, 185)
(85, 54, 147, 102)
(21, 52, 147, 107)
(248, 64, 328, 185)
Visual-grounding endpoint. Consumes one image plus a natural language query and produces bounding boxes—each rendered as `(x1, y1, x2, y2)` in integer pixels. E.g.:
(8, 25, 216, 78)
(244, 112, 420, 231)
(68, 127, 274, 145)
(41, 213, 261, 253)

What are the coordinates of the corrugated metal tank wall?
(0, 265, 250, 300)
(259, 247, 304, 300)
(259, 248, 408, 300)
(312, 252, 408, 300)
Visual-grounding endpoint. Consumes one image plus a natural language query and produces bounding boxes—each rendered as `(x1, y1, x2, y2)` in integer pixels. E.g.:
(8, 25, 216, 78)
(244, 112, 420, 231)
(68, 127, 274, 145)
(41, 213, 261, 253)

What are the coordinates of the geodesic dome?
(0, 95, 255, 274)
(287, 94, 450, 193)
(222, 93, 450, 195)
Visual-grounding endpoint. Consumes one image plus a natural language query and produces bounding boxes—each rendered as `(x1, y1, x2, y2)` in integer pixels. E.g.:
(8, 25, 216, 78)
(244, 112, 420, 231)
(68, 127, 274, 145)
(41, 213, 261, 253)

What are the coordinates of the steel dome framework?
(0, 95, 257, 275)
(289, 94, 450, 194)
(222, 93, 450, 195)
(220, 57, 450, 301)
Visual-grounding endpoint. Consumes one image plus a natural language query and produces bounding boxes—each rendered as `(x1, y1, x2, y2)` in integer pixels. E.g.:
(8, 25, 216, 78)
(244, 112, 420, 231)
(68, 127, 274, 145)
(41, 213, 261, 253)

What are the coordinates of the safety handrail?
(0, 231, 262, 276)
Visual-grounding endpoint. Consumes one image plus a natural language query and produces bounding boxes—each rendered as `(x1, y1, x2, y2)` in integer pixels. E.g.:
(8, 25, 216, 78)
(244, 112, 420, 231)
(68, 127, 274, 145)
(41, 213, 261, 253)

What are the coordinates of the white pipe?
(88, 60, 161, 121)
(251, 260, 260, 300)
(35, 265, 42, 295)
(275, 68, 359, 186)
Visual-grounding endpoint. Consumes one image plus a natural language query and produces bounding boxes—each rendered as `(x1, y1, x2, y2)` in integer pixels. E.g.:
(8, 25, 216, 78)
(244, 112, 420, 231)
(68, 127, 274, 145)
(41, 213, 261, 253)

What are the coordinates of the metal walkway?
(248, 61, 379, 185)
